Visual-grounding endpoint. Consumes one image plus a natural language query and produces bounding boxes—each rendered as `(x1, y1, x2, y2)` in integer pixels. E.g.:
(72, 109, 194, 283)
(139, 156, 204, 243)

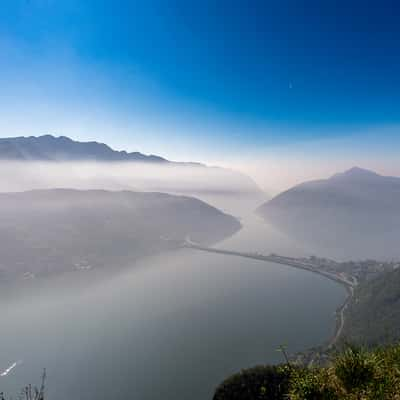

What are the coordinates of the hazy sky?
(1, 0, 400, 189)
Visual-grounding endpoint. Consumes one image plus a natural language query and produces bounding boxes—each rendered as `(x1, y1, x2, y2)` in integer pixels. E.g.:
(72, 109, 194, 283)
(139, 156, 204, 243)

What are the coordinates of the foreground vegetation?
(1, 370, 45, 400)
(213, 344, 400, 399)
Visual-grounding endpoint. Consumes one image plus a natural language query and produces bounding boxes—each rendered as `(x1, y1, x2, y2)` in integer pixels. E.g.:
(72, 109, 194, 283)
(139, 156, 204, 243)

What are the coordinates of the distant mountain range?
(0, 135, 262, 197)
(257, 167, 400, 259)
(0, 134, 169, 162)
(0, 189, 240, 281)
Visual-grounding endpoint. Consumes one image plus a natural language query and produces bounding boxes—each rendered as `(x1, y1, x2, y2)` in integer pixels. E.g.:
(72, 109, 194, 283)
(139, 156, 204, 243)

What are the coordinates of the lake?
(0, 196, 346, 399)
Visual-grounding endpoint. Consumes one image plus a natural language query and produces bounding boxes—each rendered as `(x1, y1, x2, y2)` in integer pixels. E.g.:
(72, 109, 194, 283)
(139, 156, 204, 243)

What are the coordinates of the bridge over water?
(183, 243, 355, 290)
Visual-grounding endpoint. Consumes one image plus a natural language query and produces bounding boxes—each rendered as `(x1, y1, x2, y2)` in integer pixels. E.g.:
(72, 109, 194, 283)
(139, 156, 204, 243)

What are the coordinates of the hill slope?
(0, 189, 241, 280)
(257, 167, 400, 259)
(342, 266, 400, 346)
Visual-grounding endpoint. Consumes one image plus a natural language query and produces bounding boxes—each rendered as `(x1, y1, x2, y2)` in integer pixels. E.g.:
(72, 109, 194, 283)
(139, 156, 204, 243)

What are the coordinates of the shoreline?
(328, 283, 353, 349)
(184, 243, 356, 355)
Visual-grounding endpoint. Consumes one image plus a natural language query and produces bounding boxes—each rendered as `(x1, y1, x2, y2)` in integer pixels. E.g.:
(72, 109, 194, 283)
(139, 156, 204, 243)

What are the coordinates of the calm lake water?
(0, 195, 346, 399)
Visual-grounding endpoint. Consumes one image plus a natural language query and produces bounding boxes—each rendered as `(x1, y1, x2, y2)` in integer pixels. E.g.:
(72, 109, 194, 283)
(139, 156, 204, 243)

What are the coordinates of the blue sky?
(1, 0, 400, 179)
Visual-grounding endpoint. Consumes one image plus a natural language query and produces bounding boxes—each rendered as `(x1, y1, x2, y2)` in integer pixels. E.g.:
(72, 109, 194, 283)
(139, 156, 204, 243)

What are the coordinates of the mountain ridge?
(0, 134, 169, 162)
(257, 167, 400, 259)
(0, 188, 241, 280)
(0, 135, 263, 196)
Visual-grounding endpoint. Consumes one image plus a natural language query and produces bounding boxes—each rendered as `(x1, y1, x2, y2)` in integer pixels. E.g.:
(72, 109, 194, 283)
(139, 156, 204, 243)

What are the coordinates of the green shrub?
(213, 364, 292, 400)
(213, 344, 400, 400)
(334, 346, 378, 392)
(289, 368, 339, 400)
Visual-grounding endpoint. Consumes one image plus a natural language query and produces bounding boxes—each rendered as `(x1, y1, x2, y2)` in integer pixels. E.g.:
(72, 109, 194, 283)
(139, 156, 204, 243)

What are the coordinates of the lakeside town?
(281, 255, 400, 285)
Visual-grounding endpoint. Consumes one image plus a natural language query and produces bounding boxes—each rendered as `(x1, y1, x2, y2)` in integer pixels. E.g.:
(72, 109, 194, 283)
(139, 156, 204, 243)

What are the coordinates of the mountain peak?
(331, 167, 381, 181)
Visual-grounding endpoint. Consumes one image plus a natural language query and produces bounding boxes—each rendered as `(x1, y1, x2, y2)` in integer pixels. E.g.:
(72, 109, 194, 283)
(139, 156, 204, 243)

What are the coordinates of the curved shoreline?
(328, 284, 353, 349)
(183, 243, 355, 349)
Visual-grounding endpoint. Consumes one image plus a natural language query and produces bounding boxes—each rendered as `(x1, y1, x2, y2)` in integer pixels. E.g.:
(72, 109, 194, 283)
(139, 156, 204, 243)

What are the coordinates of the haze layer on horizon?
(1, 1, 400, 193)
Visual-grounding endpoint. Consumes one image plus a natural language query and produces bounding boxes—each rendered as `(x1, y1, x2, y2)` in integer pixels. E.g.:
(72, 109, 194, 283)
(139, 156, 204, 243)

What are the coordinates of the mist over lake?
(0, 195, 346, 400)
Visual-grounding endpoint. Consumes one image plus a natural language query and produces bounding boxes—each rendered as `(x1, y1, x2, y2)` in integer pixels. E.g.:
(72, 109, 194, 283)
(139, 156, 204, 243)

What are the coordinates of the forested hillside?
(0, 189, 240, 281)
(341, 267, 400, 346)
